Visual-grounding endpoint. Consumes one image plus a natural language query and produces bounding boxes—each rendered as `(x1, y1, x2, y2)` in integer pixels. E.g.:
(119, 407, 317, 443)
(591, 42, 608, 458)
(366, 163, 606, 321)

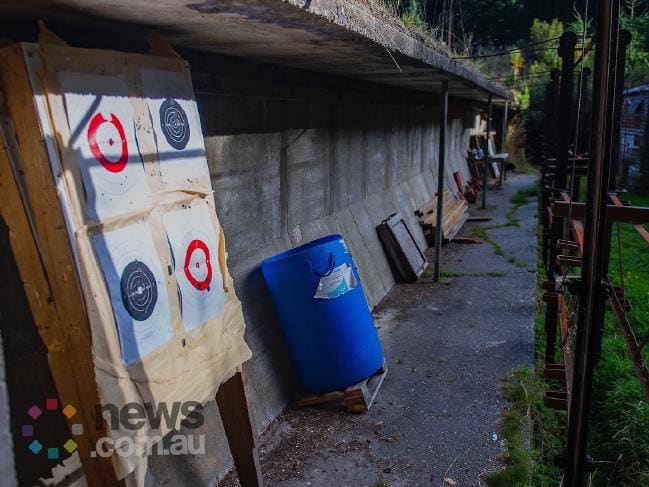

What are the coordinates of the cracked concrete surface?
(220, 174, 537, 487)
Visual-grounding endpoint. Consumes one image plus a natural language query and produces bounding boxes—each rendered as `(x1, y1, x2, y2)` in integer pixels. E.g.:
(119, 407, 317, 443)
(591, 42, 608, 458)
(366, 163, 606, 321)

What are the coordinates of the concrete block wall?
(147, 53, 480, 485)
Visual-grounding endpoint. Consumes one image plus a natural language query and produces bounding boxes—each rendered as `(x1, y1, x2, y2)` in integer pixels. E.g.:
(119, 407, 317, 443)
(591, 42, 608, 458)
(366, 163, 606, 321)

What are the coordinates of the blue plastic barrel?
(261, 234, 384, 393)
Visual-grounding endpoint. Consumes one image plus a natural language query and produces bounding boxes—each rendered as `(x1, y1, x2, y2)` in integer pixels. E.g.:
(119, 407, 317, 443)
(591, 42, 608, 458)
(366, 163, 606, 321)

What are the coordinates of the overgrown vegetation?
(491, 192, 649, 487)
(485, 199, 564, 487)
(484, 368, 564, 487)
(379, 1, 649, 170)
(588, 194, 649, 486)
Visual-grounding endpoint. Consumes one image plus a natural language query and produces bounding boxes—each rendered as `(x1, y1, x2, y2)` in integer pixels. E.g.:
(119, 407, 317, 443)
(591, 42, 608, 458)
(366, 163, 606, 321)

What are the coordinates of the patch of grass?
(487, 199, 565, 487)
(421, 268, 466, 279)
(527, 193, 649, 486)
(375, 480, 389, 487)
(510, 184, 539, 207)
(587, 193, 649, 485)
(473, 184, 539, 270)
(441, 270, 465, 278)
(511, 158, 539, 175)
(475, 271, 507, 277)
(474, 225, 529, 269)
(485, 368, 557, 487)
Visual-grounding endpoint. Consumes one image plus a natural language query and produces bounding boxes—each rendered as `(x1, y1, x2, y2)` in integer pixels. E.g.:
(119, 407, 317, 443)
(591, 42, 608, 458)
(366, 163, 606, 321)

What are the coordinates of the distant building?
(621, 84, 649, 152)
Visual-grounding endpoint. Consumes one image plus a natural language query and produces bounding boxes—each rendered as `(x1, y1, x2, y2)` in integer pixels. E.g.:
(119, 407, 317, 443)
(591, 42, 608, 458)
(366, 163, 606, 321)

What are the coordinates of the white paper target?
(162, 200, 225, 331)
(141, 69, 210, 188)
(58, 72, 151, 220)
(93, 220, 173, 365)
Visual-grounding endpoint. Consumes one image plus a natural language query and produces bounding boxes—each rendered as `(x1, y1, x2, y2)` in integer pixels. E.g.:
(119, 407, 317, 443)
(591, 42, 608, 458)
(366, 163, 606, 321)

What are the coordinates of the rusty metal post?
(434, 81, 449, 282)
(481, 95, 492, 209)
(565, 0, 620, 484)
(545, 32, 577, 365)
(557, 32, 578, 190)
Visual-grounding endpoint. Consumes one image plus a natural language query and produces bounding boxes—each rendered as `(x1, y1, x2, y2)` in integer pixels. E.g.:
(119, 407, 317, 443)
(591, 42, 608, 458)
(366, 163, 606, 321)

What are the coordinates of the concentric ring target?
(184, 239, 213, 291)
(120, 260, 158, 321)
(159, 99, 190, 150)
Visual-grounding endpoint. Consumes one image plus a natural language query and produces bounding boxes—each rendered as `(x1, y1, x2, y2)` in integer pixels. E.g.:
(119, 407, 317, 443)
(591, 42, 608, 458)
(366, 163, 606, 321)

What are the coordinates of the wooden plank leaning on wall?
(0, 43, 122, 486)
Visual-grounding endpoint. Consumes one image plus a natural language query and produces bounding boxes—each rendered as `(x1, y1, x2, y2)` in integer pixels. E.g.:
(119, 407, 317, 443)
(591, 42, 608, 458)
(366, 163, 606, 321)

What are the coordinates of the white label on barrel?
(314, 263, 357, 299)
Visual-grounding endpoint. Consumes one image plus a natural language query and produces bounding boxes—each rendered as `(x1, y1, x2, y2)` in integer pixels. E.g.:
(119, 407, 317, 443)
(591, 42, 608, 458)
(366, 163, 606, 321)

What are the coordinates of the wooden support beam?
(216, 372, 264, 487)
(0, 44, 120, 486)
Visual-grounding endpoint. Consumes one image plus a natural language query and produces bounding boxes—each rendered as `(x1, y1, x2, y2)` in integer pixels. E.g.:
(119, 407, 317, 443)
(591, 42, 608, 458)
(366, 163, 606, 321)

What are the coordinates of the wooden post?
(216, 372, 263, 487)
(434, 81, 449, 282)
(0, 44, 121, 486)
(481, 95, 492, 209)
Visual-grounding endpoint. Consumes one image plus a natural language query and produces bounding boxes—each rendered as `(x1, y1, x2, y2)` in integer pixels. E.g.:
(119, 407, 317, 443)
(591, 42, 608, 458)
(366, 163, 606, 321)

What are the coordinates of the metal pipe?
(565, 0, 620, 484)
(481, 95, 492, 209)
(434, 81, 449, 282)
(500, 101, 509, 184)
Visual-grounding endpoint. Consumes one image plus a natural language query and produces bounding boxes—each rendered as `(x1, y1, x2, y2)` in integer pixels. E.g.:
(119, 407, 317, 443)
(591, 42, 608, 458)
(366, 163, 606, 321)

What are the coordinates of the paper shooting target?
(159, 99, 190, 150)
(120, 260, 158, 321)
(184, 239, 213, 291)
(87, 112, 129, 173)
(162, 201, 225, 331)
(58, 72, 151, 220)
(141, 69, 210, 187)
(93, 221, 172, 365)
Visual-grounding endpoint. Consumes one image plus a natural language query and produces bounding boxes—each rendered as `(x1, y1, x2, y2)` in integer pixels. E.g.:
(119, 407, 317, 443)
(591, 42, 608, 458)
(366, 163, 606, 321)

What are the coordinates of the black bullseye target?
(120, 260, 158, 321)
(159, 99, 190, 150)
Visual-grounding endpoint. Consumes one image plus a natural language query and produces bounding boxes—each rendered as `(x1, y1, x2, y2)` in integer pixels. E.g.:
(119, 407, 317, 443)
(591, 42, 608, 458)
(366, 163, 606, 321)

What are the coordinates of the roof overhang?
(0, 0, 513, 105)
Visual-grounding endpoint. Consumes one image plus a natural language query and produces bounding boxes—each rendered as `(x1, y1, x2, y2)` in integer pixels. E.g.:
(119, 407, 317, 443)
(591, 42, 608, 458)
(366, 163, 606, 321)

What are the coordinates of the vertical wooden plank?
(216, 371, 263, 487)
(0, 44, 120, 486)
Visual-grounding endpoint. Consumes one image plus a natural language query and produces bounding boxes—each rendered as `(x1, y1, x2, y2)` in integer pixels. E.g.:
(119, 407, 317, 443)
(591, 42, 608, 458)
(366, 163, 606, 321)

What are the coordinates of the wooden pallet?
(297, 365, 388, 413)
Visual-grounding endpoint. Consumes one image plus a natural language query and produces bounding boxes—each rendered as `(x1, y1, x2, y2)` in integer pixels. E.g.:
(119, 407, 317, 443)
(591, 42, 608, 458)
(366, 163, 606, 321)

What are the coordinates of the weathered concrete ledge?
(2, 0, 510, 103)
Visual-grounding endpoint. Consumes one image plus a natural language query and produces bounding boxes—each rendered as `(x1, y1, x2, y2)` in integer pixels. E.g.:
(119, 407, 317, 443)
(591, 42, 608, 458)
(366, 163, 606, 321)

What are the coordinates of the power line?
(452, 36, 561, 60)
(486, 67, 588, 81)
(453, 34, 593, 60)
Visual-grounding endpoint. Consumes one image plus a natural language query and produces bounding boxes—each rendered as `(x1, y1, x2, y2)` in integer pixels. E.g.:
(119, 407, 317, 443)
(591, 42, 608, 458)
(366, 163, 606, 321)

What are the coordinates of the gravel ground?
(220, 174, 538, 487)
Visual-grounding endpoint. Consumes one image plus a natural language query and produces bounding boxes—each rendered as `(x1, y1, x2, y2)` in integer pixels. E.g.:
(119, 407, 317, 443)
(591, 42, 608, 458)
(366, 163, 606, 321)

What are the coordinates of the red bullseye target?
(184, 239, 212, 291)
(87, 112, 128, 173)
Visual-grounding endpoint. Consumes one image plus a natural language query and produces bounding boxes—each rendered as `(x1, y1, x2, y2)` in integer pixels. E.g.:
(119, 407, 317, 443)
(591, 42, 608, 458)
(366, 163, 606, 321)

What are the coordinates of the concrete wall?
(146, 53, 480, 485)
